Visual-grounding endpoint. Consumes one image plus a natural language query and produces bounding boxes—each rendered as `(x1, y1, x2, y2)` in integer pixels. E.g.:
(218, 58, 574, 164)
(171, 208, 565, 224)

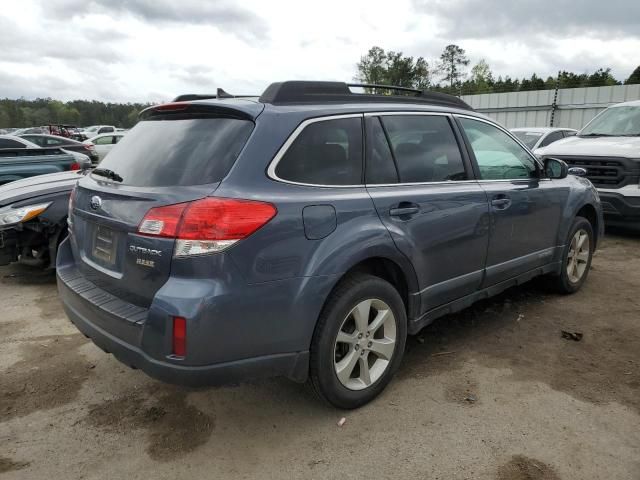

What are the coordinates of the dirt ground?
(1, 233, 639, 480)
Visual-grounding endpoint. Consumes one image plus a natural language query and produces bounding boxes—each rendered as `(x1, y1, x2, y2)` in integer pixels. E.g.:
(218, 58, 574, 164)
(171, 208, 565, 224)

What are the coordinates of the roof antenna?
(216, 88, 234, 98)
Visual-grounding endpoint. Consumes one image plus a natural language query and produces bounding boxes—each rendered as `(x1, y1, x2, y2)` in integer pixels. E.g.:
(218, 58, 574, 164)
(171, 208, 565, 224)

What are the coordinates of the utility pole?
(550, 70, 561, 127)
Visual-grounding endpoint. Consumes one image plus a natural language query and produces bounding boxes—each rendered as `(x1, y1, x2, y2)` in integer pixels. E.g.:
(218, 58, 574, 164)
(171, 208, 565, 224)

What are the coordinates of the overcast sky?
(1, 0, 639, 103)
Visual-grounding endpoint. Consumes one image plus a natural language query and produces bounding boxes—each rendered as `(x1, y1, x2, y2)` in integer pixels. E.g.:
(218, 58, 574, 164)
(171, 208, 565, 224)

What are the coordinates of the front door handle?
(491, 195, 512, 210)
(390, 203, 420, 217)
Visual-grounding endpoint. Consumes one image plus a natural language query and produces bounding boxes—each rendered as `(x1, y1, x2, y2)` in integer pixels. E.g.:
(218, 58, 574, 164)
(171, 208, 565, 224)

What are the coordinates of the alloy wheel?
(333, 298, 397, 391)
(567, 229, 590, 283)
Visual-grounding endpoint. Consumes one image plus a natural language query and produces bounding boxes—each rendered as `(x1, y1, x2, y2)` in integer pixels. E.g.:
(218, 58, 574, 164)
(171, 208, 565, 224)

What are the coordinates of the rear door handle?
(389, 203, 420, 217)
(491, 196, 511, 210)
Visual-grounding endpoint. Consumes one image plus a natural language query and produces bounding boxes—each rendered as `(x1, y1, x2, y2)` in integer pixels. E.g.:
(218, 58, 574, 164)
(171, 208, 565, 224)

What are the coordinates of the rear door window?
(275, 117, 363, 185)
(95, 118, 253, 187)
(380, 115, 467, 183)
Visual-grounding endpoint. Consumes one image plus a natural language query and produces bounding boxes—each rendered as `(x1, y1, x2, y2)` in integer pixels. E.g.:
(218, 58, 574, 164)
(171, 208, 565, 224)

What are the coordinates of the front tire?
(309, 274, 407, 409)
(549, 216, 594, 294)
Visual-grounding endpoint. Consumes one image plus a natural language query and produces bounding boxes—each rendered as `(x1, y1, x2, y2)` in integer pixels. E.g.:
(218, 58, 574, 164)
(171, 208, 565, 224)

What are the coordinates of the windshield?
(95, 117, 254, 187)
(512, 131, 543, 149)
(580, 106, 640, 136)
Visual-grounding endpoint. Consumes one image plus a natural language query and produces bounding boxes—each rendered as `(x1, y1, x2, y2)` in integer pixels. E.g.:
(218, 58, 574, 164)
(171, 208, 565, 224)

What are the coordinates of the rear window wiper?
(92, 168, 123, 182)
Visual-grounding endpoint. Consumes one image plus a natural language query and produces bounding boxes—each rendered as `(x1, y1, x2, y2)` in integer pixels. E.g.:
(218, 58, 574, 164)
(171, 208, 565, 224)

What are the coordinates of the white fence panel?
(461, 84, 640, 130)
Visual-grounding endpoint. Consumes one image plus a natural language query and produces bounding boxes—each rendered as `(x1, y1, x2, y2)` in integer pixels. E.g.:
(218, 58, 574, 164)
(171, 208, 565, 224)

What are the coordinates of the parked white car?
(0, 134, 91, 165)
(535, 100, 640, 229)
(510, 127, 577, 151)
(84, 132, 126, 161)
(79, 125, 117, 140)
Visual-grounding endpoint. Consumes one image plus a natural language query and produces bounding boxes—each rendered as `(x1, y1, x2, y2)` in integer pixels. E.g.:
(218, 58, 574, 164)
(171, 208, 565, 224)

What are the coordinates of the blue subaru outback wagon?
(57, 81, 603, 408)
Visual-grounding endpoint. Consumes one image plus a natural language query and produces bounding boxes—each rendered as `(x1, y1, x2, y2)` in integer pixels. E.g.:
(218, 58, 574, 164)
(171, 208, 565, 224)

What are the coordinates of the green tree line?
(356, 45, 640, 96)
(2, 49, 638, 128)
(0, 98, 150, 129)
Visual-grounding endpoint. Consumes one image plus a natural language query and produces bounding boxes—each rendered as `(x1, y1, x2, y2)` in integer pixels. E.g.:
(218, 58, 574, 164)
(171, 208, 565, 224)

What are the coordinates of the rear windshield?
(512, 131, 543, 149)
(96, 117, 253, 187)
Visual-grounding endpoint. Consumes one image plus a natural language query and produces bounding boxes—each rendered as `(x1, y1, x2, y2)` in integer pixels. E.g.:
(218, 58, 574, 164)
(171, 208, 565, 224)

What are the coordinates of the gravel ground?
(1, 233, 639, 480)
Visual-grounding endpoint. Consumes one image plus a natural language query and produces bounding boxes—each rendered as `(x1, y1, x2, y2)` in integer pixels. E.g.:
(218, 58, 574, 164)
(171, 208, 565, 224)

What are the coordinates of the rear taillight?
(70, 162, 81, 171)
(138, 197, 276, 257)
(138, 203, 188, 237)
(172, 316, 186, 357)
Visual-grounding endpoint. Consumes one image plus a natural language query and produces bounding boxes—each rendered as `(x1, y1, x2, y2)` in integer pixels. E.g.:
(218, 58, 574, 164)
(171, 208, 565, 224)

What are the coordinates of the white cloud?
(0, 0, 638, 102)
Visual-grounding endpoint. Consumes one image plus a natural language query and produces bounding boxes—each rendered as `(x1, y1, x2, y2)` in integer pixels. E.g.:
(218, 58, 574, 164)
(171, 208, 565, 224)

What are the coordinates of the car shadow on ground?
(604, 226, 640, 238)
(0, 262, 56, 285)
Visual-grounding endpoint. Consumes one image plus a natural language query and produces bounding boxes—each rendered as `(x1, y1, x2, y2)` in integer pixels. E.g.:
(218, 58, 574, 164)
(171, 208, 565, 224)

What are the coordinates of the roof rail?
(258, 81, 473, 110)
(348, 83, 422, 95)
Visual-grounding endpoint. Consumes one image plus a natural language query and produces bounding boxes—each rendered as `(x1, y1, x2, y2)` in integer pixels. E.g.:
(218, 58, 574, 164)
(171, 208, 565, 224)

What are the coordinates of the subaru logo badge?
(90, 196, 102, 210)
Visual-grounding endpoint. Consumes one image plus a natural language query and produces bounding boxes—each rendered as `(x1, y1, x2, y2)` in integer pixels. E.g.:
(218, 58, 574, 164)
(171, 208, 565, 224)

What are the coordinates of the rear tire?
(548, 216, 594, 294)
(309, 274, 407, 409)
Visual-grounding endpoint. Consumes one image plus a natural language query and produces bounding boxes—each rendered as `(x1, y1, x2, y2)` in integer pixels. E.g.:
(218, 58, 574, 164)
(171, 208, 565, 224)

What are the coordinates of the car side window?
(459, 117, 537, 180)
(275, 117, 363, 185)
(46, 137, 64, 146)
(94, 136, 113, 145)
(113, 135, 123, 144)
(0, 138, 26, 148)
(539, 131, 564, 147)
(24, 136, 43, 146)
(563, 130, 576, 138)
(380, 115, 467, 183)
(365, 117, 398, 184)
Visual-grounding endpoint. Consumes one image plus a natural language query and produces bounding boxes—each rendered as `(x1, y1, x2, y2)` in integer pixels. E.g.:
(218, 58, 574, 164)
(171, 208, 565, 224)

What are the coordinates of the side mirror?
(544, 158, 568, 179)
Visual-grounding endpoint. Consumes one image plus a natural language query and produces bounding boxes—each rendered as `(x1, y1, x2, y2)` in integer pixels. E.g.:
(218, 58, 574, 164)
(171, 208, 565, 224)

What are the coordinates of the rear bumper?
(56, 237, 314, 386)
(599, 192, 640, 228)
(58, 275, 309, 386)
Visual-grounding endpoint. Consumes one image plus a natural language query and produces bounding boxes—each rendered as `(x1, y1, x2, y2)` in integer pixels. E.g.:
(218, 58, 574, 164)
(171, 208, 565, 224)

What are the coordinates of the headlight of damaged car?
(0, 202, 51, 226)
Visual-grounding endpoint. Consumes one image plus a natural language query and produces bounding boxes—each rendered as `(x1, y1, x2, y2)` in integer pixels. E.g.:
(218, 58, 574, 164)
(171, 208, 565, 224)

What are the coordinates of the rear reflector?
(172, 316, 186, 357)
(138, 197, 277, 257)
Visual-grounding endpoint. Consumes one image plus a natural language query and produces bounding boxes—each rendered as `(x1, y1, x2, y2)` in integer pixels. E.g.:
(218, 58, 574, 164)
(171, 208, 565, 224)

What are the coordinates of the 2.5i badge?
(130, 245, 162, 268)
